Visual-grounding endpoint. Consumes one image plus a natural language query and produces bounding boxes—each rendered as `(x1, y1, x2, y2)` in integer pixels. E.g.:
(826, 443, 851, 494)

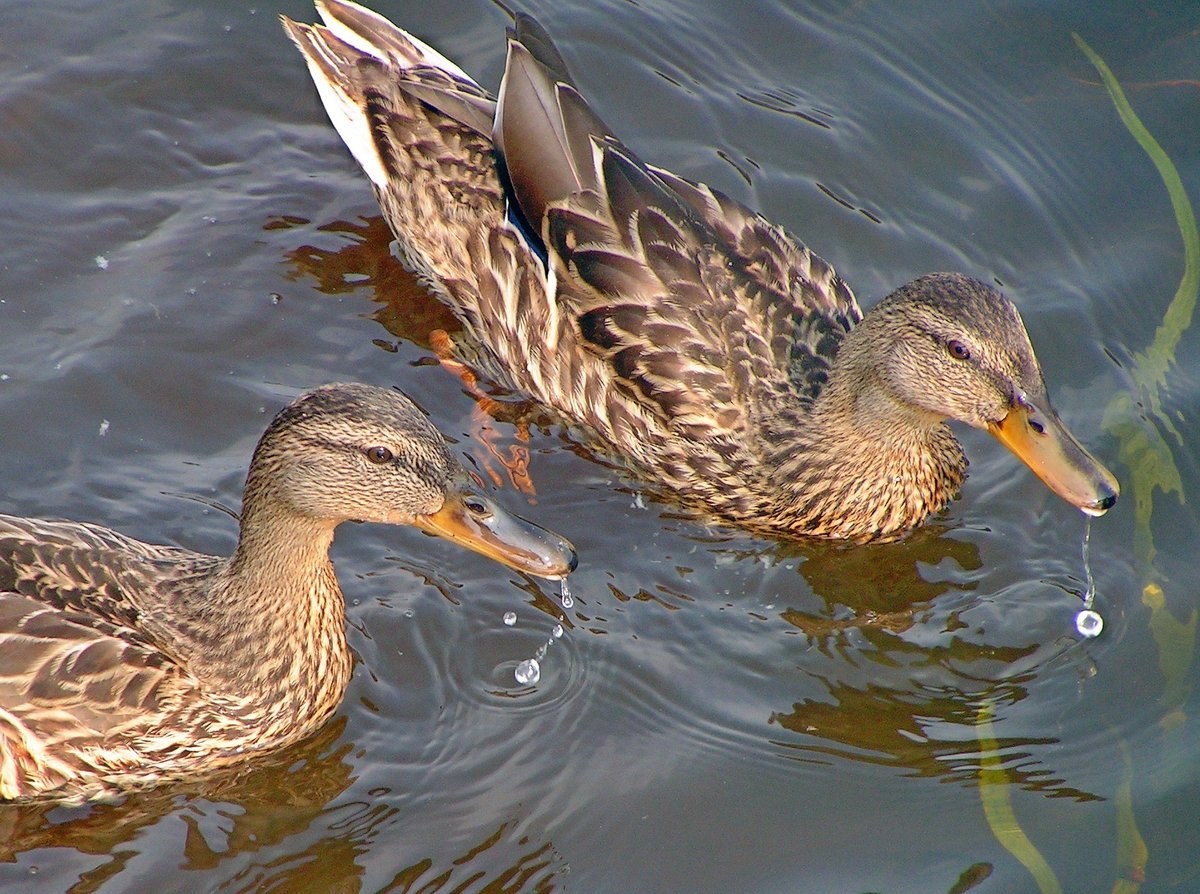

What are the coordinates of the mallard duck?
(0, 383, 575, 803)
(283, 1, 1119, 542)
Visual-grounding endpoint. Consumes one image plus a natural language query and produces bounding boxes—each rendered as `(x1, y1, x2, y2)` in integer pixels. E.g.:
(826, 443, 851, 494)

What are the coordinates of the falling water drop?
(559, 579, 574, 610)
(1074, 519, 1104, 638)
(1080, 520, 1096, 610)
(502, 610, 517, 627)
(514, 658, 540, 685)
(1075, 609, 1104, 638)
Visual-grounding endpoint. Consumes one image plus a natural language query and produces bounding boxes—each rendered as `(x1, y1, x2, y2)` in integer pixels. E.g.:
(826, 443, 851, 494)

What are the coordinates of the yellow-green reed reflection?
(1114, 737, 1150, 894)
(1076, 31, 1199, 572)
(978, 34, 1198, 894)
(1074, 33, 1200, 736)
(977, 699, 1064, 894)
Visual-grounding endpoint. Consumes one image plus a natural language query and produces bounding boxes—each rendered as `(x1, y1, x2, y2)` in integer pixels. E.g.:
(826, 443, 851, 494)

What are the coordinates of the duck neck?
(187, 498, 352, 728)
(760, 352, 967, 541)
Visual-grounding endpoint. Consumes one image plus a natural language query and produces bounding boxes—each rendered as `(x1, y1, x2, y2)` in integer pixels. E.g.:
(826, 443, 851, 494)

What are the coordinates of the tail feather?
(282, 1, 496, 190)
(282, 16, 392, 189)
(314, 0, 472, 79)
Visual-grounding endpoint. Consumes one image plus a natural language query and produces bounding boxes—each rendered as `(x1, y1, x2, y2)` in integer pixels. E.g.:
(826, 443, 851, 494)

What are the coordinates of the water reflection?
(734, 532, 1100, 800)
(0, 712, 565, 893)
(0, 719, 354, 888)
(4, 0, 1194, 887)
(379, 828, 561, 894)
(278, 214, 462, 353)
(747, 524, 982, 617)
(768, 680, 1099, 801)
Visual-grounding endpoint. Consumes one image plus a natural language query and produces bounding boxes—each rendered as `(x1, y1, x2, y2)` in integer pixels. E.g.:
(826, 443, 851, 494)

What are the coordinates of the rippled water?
(1, 1, 1198, 891)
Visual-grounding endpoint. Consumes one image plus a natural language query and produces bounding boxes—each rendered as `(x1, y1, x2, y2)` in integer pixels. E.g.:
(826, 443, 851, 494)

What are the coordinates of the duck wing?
(285, 2, 861, 469)
(0, 593, 176, 798)
(0, 516, 207, 799)
(497, 14, 862, 426)
(283, 2, 592, 433)
(0, 515, 204, 628)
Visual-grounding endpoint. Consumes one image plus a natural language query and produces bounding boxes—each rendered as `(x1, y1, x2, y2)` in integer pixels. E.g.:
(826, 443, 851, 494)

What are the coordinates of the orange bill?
(413, 486, 576, 580)
(987, 396, 1119, 516)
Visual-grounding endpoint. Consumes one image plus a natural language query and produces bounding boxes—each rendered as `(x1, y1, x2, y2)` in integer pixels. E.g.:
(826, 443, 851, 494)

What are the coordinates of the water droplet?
(559, 580, 574, 610)
(1080, 519, 1097, 610)
(514, 658, 540, 685)
(1075, 609, 1103, 638)
(552, 624, 564, 638)
(503, 610, 517, 627)
(403, 609, 415, 619)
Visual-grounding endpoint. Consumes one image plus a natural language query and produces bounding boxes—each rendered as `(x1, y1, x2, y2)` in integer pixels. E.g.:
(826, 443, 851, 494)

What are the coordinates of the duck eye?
(946, 339, 971, 360)
(364, 446, 394, 464)
(463, 496, 491, 518)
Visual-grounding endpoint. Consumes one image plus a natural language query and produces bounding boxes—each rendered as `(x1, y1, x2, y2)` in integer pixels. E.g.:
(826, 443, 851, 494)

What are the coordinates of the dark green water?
(1, 1, 1198, 891)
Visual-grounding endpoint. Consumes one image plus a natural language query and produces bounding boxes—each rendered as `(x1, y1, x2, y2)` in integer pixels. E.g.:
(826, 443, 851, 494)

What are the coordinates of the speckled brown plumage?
(284, 2, 1118, 541)
(0, 383, 574, 803)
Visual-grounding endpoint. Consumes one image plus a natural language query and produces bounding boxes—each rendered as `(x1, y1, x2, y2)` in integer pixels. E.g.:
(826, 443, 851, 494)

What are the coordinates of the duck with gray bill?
(0, 382, 575, 803)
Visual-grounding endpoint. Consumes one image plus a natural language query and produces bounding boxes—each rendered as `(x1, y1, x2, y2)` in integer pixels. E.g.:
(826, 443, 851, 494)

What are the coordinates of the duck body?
(0, 514, 347, 802)
(284, 2, 1118, 541)
(0, 383, 574, 802)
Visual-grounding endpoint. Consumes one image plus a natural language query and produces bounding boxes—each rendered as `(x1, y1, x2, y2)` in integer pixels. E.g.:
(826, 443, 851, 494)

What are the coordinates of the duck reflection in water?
(0, 717, 565, 893)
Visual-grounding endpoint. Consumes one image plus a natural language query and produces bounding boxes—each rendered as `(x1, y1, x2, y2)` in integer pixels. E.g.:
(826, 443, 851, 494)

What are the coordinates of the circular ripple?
(447, 607, 589, 716)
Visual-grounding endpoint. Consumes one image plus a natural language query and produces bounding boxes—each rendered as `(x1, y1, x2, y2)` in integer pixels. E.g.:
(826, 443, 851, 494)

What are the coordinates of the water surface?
(1, 1, 1198, 891)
